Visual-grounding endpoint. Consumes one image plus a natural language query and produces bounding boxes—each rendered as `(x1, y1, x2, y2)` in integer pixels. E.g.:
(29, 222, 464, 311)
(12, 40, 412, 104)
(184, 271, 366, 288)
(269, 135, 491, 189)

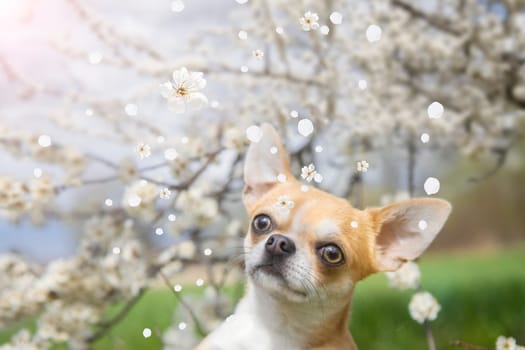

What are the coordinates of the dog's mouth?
(251, 263, 308, 298)
(254, 263, 282, 277)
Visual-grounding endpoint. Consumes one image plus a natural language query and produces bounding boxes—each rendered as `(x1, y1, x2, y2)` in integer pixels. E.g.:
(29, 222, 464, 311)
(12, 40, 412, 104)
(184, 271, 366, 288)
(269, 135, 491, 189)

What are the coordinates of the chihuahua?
(195, 124, 451, 350)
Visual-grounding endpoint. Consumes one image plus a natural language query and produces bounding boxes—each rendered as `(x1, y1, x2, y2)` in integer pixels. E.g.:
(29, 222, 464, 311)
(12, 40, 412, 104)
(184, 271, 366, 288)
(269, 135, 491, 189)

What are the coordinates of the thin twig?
(467, 136, 520, 183)
(87, 287, 147, 343)
(158, 271, 207, 338)
(391, 0, 463, 35)
(66, 0, 164, 61)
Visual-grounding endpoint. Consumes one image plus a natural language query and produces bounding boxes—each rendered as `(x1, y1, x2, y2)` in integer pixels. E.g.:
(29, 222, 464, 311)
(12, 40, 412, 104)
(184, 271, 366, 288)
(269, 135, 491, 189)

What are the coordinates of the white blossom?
(160, 67, 208, 113)
(496, 336, 524, 350)
(29, 176, 55, 202)
(273, 195, 295, 215)
(176, 240, 197, 260)
(225, 219, 242, 237)
(0, 177, 27, 215)
(159, 187, 172, 199)
(0, 329, 49, 350)
(409, 291, 441, 324)
(176, 186, 218, 228)
(224, 127, 248, 151)
(497, 337, 515, 350)
(299, 11, 320, 31)
(122, 181, 159, 221)
(301, 163, 318, 182)
(252, 49, 264, 60)
(135, 142, 151, 159)
(356, 160, 369, 172)
(386, 261, 420, 290)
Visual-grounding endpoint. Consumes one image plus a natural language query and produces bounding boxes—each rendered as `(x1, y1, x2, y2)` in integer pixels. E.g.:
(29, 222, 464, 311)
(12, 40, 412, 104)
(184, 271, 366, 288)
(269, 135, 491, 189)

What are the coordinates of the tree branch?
(87, 287, 147, 344)
(391, 0, 464, 35)
(467, 135, 521, 183)
(158, 271, 207, 338)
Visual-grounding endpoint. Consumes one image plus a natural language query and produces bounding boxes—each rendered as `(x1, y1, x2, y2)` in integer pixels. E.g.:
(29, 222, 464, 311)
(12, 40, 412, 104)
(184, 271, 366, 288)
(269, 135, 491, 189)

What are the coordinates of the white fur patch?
(202, 287, 305, 350)
(315, 219, 340, 240)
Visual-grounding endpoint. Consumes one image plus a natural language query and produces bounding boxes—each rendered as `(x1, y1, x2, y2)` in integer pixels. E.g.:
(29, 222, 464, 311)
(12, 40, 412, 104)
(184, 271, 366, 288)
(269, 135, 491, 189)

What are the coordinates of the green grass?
(351, 247, 525, 349)
(91, 288, 181, 350)
(1, 247, 524, 349)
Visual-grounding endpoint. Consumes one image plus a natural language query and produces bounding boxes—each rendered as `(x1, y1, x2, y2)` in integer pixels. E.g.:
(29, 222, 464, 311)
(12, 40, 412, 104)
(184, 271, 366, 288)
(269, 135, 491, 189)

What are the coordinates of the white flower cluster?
(0, 176, 56, 223)
(223, 126, 249, 152)
(408, 291, 441, 324)
(0, 216, 148, 348)
(1, 129, 85, 184)
(156, 240, 197, 265)
(173, 186, 218, 230)
(0, 177, 27, 216)
(344, 0, 525, 160)
(385, 261, 420, 290)
(0, 329, 48, 350)
(122, 180, 160, 221)
(387, 262, 439, 326)
(37, 301, 103, 346)
(496, 336, 525, 350)
(164, 137, 209, 180)
(0, 254, 42, 328)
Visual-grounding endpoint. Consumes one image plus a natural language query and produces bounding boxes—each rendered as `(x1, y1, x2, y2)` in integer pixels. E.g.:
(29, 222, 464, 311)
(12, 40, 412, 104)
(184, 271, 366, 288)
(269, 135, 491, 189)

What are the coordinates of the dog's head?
(242, 124, 451, 303)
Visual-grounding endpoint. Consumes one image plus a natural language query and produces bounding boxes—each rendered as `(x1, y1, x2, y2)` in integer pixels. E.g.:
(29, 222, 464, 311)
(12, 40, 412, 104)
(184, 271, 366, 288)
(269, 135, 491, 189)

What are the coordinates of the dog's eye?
(252, 214, 273, 234)
(319, 244, 344, 266)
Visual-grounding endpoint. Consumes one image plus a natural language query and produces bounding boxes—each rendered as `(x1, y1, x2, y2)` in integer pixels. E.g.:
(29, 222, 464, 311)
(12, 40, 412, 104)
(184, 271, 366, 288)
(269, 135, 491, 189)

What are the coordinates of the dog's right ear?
(243, 123, 292, 210)
(367, 198, 452, 272)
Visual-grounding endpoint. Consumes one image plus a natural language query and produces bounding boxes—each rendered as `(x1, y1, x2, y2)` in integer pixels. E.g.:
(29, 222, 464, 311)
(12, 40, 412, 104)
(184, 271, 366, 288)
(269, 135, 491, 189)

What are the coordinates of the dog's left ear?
(367, 198, 452, 272)
(243, 123, 292, 209)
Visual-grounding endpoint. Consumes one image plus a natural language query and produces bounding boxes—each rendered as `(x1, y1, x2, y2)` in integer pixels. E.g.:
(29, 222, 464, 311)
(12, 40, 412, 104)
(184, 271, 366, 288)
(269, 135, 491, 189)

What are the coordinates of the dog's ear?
(367, 198, 451, 271)
(243, 123, 292, 209)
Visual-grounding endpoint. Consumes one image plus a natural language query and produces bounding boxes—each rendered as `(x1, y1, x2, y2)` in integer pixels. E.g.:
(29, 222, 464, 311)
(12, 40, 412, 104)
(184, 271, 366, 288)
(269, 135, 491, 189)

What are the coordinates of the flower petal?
(160, 82, 174, 99)
(168, 97, 187, 113)
(187, 92, 208, 111)
(172, 67, 189, 85)
(191, 72, 207, 89)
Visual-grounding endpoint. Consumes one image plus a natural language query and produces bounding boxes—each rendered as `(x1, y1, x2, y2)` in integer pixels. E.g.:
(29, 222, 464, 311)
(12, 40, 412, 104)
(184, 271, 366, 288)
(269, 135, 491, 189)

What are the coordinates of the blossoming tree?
(0, 0, 524, 349)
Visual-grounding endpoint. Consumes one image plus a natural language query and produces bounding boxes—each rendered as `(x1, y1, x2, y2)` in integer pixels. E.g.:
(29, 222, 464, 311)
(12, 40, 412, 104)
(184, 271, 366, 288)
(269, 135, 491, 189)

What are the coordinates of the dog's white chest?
(201, 295, 304, 350)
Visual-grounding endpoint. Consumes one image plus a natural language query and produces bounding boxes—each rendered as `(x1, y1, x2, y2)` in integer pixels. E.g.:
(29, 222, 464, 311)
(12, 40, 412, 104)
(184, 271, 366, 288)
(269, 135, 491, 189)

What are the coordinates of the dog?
(195, 124, 451, 350)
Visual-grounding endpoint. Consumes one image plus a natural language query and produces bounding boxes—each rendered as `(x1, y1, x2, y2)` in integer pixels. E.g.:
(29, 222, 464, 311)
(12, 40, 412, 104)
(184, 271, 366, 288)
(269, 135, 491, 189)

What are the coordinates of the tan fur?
(195, 124, 451, 350)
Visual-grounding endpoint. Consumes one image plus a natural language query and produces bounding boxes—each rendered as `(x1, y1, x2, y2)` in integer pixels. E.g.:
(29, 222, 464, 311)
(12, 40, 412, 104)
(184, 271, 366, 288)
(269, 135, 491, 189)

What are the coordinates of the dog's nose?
(265, 234, 296, 256)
